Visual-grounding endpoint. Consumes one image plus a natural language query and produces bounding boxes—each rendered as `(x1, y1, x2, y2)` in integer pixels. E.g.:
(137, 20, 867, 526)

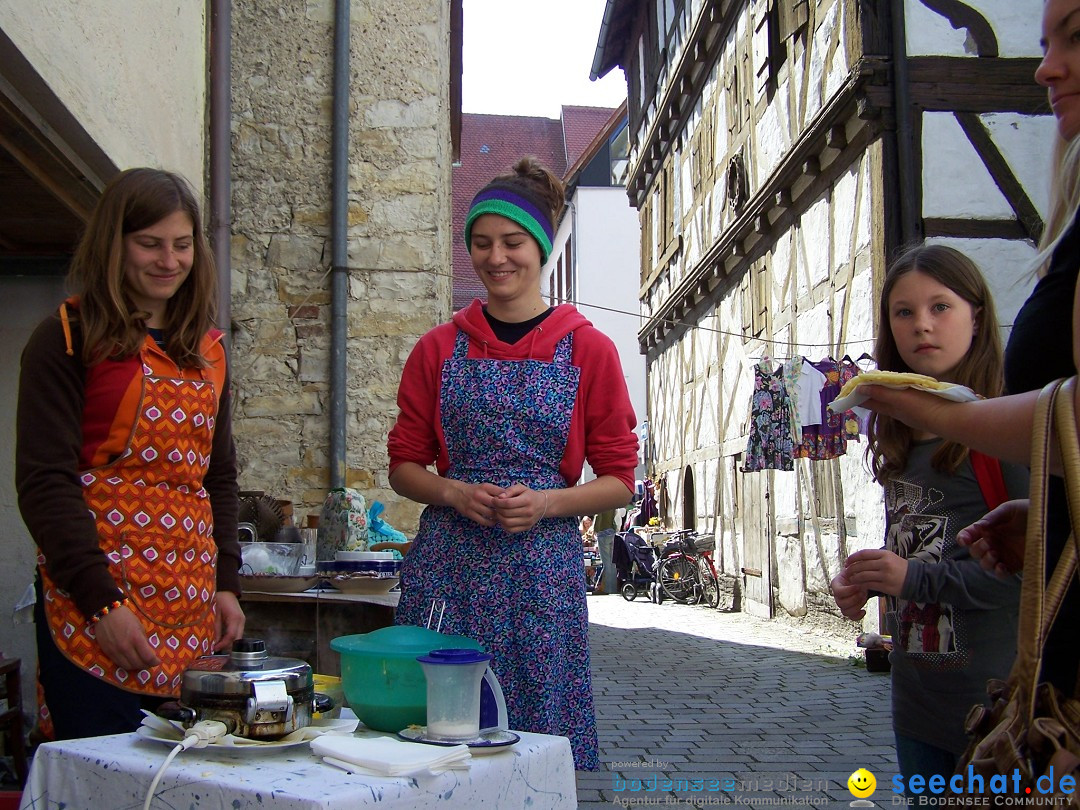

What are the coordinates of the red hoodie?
(388, 300, 638, 492)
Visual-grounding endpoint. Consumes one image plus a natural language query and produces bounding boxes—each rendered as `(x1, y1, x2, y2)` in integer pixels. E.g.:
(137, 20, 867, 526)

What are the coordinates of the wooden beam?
(922, 217, 1028, 240)
(0, 130, 91, 220)
(907, 56, 1047, 114)
(953, 111, 1044, 242)
(827, 125, 847, 150)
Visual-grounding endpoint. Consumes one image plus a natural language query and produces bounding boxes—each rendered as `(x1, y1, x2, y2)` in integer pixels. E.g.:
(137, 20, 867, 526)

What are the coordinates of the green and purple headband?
(464, 181, 555, 263)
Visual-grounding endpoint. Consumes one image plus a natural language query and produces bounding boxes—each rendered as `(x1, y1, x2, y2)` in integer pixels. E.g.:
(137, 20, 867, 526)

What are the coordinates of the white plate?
(397, 726, 519, 754)
(239, 574, 321, 594)
(135, 724, 314, 752)
(135, 715, 358, 753)
(335, 551, 394, 561)
(828, 380, 978, 414)
(329, 575, 400, 594)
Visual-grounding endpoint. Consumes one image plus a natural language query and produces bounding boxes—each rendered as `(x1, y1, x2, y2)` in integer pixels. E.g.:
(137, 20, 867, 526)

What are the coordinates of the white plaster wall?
(574, 188, 646, 476)
(983, 113, 1058, 216)
(846, 262, 876, 358)
(0, 276, 68, 712)
(797, 193, 832, 298)
(905, 0, 1042, 58)
(721, 297, 755, 445)
(0, 1, 206, 181)
(771, 230, 792, 314)
(804, 1, 838, 121)
(922, 113, 1015, 219)
(926, 236, 1040, 331)
(757, 84, 790, 182)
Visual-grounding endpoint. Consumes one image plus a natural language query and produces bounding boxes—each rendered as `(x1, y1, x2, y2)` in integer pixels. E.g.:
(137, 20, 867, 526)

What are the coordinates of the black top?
(1004, 213, 1080, 395)
(1003, 209, 1080, 692)
(482, 306, 554, 345)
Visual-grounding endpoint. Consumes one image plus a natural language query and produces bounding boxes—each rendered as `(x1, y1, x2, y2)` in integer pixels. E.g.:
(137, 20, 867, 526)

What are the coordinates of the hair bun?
(506, 156, 565, 224)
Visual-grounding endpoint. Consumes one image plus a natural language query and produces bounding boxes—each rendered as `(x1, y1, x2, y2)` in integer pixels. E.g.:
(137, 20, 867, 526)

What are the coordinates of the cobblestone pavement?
(576, 594, 896, 810)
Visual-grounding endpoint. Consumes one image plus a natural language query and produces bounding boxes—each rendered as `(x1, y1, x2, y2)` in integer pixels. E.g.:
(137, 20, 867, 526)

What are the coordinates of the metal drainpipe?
(210, 0, 231, 346)
(329, 0, 350, 489)
(891, 0, 918, 245)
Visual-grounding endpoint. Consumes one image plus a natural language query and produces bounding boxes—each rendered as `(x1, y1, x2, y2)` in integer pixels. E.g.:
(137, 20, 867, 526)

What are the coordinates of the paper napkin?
(310, 734, 471, 777)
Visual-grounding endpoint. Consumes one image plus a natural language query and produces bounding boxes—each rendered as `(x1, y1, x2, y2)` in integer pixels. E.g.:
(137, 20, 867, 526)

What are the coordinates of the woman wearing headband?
(387, 156, 638, 770)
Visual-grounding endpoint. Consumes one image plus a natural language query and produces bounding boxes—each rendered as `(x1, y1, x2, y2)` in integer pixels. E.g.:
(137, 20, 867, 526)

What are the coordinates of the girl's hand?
(830, 570, 869, 620)
(214, 590, 246, 652)
(957, 499, 1028, 575)
(842, 549, 909, 597)
(448, 481, 505, 527)
(492, 483, 547, 534)
(94, 604, 162, 672)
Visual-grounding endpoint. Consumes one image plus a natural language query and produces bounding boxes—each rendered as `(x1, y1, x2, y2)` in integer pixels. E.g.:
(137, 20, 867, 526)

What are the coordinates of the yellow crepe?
(836, 370, 949, 400)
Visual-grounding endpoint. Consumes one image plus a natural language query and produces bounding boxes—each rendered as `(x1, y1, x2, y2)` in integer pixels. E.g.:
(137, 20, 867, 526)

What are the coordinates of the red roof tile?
(561, 105, 619, 172)
(451, 108, 615, 310)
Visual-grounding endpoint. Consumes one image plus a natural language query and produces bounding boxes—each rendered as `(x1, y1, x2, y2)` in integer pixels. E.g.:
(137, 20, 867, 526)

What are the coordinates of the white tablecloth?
(19, 726, 577, 810)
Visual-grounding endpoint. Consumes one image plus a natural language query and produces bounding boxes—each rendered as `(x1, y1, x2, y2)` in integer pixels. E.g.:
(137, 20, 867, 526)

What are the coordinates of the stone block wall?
(230, 0, 452, 532)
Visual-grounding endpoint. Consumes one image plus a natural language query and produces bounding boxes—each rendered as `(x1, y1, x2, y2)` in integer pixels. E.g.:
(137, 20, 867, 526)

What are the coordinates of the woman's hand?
(858, 385, 956, 435)
(830, 570, 869, 621)
(94, 604, 162, 672)
(492, 483, 547, 534)
(842, 548, 909, 597)
(448, 480, 505, 527)
(957, 498, 1028, 575)
(214, 590, 246, 652)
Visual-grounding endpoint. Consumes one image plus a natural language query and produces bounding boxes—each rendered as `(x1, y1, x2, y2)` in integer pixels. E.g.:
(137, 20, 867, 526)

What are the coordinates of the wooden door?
(738, 461, 773, 618)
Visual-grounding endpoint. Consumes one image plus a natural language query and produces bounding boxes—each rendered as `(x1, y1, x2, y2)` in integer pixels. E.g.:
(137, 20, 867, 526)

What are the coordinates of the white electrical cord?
(142, 720, 229, 810)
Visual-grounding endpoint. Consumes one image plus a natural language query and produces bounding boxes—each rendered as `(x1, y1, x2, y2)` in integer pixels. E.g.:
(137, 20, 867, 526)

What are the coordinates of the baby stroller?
(612, 529, 659, 601)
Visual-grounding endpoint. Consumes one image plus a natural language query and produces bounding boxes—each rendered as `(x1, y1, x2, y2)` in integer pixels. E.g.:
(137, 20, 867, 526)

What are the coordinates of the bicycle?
(654, 530, 721, 608)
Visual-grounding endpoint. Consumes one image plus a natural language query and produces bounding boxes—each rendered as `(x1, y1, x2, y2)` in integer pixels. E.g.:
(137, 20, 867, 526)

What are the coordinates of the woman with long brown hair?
(16, 168, 245, 740)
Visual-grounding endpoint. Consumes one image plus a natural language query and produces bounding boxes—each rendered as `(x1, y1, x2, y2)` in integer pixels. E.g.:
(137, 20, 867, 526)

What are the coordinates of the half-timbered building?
(592, 0, 1050, 621)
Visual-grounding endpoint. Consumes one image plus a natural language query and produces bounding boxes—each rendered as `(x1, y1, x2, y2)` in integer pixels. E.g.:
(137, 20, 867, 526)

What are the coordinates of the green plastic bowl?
(331, 625, 483, 732)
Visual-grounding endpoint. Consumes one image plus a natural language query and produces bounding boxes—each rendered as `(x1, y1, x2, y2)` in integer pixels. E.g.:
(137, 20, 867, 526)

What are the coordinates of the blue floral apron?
(396, 329, 598, 770)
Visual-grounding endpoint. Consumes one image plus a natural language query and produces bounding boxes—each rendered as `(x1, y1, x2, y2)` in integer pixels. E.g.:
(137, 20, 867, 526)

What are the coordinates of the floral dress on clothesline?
(742, 363, 794, 472)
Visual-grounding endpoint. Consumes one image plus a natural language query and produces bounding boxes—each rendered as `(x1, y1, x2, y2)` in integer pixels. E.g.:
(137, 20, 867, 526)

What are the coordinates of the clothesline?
(253, 268, 991, 352)
(563, 297, 877, 349)
(562, 298, 1016, 350)
(747, 351, 877, 365)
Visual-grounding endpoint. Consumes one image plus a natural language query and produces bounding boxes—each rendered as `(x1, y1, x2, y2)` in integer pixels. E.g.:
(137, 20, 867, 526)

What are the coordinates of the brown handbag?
(957, 377, 1080, 804)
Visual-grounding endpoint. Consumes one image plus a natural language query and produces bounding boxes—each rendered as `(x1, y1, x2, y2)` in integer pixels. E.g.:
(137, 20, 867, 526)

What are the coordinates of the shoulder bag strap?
(1018, 378, 1080, 719)
(1017, 379, 1065, 719)
(1049, 377, 1080, 698)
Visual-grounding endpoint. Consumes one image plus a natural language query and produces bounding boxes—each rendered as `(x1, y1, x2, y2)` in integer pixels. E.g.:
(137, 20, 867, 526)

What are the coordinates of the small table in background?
(240, 589, 398, 676)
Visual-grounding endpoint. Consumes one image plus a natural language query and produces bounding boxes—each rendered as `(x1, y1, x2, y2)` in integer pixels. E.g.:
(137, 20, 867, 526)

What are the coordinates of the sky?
(461, 0, 628, 119)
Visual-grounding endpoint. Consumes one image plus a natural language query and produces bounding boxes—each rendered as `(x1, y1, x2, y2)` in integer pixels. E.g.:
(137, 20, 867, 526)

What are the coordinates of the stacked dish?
(240, 543, 319, 593)
(319, 551, 402, 594)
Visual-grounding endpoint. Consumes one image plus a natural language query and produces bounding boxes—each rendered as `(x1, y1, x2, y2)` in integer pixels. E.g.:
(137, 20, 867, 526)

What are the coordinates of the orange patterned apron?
(39, 345, 219, 697)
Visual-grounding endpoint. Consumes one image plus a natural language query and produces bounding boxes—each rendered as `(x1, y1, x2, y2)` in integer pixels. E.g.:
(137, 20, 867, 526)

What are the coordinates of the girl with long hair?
(832, 244, 1026, 787)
